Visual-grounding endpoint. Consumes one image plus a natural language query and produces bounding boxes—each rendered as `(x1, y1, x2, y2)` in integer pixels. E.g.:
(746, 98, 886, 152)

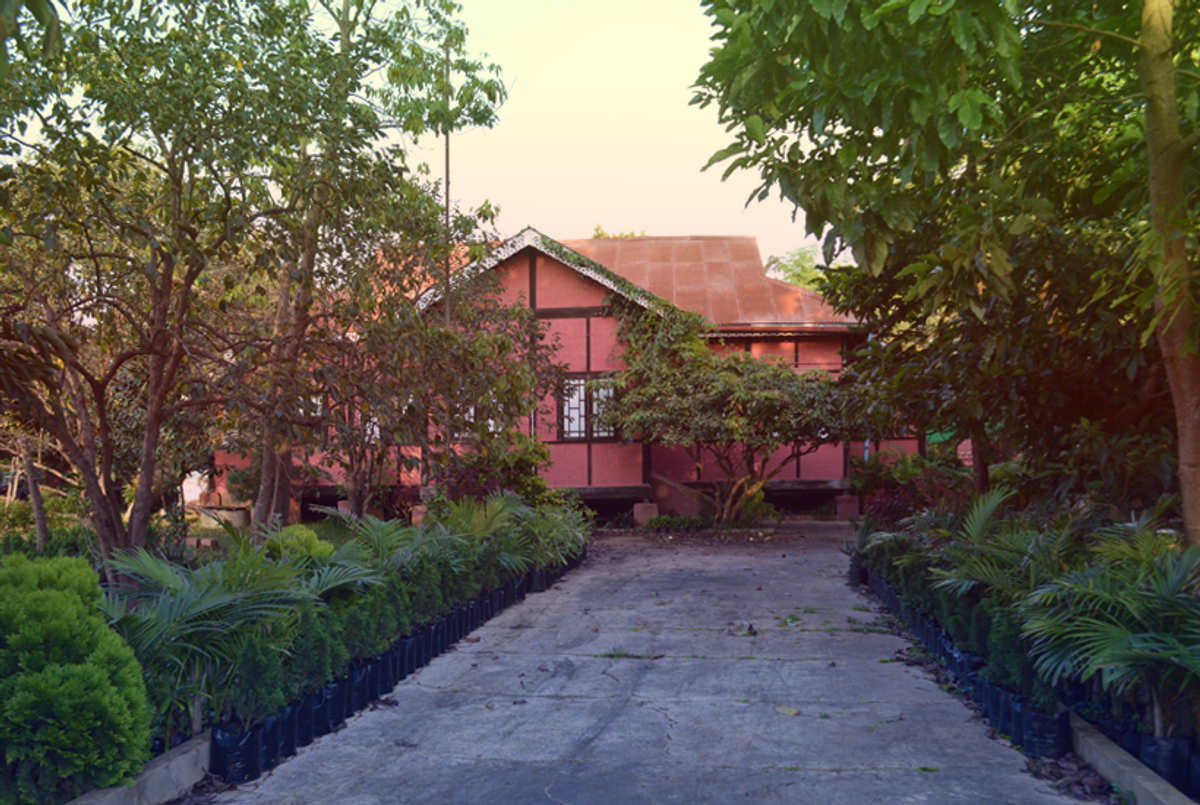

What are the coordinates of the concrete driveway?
(212, 524, 1076, 804)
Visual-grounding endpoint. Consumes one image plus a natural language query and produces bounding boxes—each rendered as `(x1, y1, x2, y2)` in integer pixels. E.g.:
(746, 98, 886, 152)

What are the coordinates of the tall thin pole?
(443, 38, 452, 328)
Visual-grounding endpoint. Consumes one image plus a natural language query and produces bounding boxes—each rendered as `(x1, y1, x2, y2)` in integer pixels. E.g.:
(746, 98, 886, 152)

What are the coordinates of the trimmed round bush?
(0, 554, 150, 805)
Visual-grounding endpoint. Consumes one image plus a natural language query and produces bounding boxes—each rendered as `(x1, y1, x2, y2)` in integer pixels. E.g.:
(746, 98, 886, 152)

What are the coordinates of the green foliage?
(517, 500, 591, 573)
(764, 245, 823, 290)
(265, 525, 335, 564)
(0, 555, 150, 805)
(732, 490, 783, 525)
(1023, 524, 1200, 737)
(227, 636, 286, 727)
(694, 0, 1192, 524)
(596, 299, 864, 524)
(643, 514, 706, 531)
(592, 225, 646, 239)
(441, 434, 555, 506)
(283, 605, 343, 699)
(223, 466, 259, 507)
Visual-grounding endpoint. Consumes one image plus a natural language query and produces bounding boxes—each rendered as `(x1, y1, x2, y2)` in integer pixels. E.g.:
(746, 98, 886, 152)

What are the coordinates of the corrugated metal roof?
(558, 236, 856, 332)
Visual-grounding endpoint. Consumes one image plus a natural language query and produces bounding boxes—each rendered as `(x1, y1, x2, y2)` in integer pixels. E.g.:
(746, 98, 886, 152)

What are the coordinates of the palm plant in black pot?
(1024, 525, 1200, 788)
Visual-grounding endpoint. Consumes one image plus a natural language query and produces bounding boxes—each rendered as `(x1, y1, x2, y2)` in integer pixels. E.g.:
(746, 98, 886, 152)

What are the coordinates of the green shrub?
(265, 524, 335, 563)
(0, 554, 150, 805)
(227, 636, 286, 726)
(734, 491, 782, 525)
(284, 606, 337, 698)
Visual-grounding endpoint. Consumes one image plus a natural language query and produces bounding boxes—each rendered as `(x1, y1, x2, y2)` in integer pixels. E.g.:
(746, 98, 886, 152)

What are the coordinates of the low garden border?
(68, 551, 585, 805)
(863, 567, 1195, 805)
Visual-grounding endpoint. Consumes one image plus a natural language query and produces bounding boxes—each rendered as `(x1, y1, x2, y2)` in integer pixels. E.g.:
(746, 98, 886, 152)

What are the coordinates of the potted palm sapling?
(1025, 524, 1200, 788)
(212, 636, 287, 783)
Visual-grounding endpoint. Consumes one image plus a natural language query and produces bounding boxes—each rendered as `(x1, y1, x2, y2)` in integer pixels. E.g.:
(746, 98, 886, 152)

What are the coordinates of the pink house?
(454, 227, 917, 517)
(211, 228, 919, 519)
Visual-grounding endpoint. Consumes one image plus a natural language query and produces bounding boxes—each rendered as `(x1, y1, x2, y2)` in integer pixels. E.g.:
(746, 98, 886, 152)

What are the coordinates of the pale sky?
(408, 0, 814, 264)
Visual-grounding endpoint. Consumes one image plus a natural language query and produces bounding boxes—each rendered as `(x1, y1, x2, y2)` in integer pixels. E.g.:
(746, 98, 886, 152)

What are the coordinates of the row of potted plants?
(851, 489, 1200, 793)
(102, 493, 592, 786)
(865, 568, 1073, 759)
(209, 557, 581, 784)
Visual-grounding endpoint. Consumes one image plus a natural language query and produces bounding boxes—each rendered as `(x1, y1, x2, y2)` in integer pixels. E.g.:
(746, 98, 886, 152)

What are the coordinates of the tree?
(824, 209, 1170, 497)
(0, 0, 58, 80)
(0, 0, 334, 571)
(241, 0, 505, 529)
(592, 225, 647, 239)
(764, 244, 822, 290)
(694, 0, 1200, 541)
(595, 300, 859, 524)
(0, 0, 506, 565)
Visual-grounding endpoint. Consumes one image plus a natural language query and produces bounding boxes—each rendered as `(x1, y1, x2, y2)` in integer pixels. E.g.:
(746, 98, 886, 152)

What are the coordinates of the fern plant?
(1022, 525, 1200, 738)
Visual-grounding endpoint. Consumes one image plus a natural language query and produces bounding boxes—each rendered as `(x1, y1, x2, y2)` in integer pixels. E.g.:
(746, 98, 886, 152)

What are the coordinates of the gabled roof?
(428, 226, 664, 309)
(445, 227, 855, 333)
(561, 235, 855, 333)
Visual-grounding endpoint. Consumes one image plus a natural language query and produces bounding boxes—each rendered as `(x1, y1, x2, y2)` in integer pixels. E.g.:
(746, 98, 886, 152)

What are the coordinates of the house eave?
(420, 227, 666, 311)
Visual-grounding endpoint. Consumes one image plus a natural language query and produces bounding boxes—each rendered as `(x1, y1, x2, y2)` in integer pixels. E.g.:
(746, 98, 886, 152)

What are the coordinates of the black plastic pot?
(378, 648, 395, 692)
(530, 569, 548, 593)
(326, 680, 346, 730)
(342, 675, 356, 720)
(399, 638, 413, 679)
(847, 560, 867, 587)
(351, 664, 370, 711)
(1022, 707, 1070, 759)
(996, 689, 1016, 739)
(984, 681, 1002, 725)
(367, 658, 382, 701)
(211, 722, 263, 784)
(960, 652, 984, 675)
(279, 703, 298, 759)
(310, 687, 331, 738)
(1186, 754, 1200, 799)
(448, 609, 461, 644)
(296, 693, 316, 746)
(260, 713, 280, 772)
(1141, 734, 1190, 789)
(411, 633, 426, 670)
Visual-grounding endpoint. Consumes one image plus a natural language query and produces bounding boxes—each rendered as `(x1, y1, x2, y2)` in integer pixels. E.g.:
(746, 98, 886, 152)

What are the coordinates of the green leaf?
(956, 95, 982, 130)
(746, 114, 766, 146)
(1007, 213, 1034, 236)
(704, 143, 746, 170)
(908, 0, 931, 24)
(936, 114, 961, 148)
(910, 95, 932, 126)
(949, 10, 977, 52)
(808, 0, 833, 20)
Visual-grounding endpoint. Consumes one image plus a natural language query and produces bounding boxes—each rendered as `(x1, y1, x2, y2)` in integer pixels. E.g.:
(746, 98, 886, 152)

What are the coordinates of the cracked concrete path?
(211, 524, 1077, 804)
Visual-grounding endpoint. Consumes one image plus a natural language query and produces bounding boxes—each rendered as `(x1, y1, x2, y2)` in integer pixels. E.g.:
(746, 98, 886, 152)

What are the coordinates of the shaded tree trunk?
(966, 419, 991, 494)
(18, 437, 48, 554)
(1141, 0, 1200, 545)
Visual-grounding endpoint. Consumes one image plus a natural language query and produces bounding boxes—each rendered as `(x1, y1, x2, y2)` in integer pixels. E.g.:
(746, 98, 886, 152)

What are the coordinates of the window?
(560, 377, 614, 441)
(454, 403, 500, 442)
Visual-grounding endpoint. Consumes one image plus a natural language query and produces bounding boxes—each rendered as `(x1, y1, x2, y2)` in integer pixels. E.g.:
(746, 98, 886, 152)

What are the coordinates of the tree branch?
(1036, 19, 1142, 50)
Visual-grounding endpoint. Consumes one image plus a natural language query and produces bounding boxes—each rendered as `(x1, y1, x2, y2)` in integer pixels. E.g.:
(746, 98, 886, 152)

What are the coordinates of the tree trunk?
(18, 438, 49, 554)
(271, 440, 293, 526)
(966, 420, 991, 494)
(1141, 0, 1200, 544)
(252, 426, 278, 531)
